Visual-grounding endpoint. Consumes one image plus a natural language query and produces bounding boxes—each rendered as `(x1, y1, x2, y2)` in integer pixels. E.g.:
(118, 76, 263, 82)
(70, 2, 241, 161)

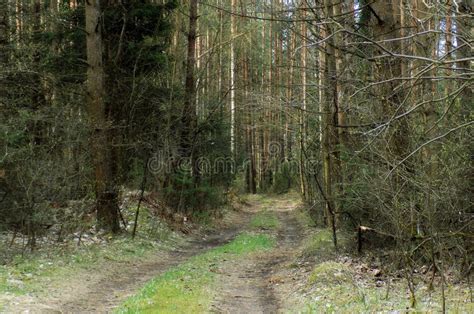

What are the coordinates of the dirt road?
(4, 196, 305, 313)
(211, 199, 304, 313)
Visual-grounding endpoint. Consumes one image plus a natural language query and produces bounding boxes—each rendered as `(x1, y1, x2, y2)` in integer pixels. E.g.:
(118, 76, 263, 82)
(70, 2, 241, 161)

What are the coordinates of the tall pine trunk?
(230, 0, 236, 155)
(298, 0, 307, 200)
(85, 0, 120, 233)
(180, 0, 199, 189)
(322, 0, 338, 249)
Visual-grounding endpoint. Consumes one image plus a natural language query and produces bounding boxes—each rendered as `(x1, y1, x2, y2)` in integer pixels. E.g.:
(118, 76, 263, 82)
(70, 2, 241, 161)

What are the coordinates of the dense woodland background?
(0, 0, 472, 285)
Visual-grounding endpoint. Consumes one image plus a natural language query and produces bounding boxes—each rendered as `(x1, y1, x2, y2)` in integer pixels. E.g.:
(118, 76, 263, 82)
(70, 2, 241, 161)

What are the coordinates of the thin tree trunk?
(230, 0, 236, 155)
(258, 14, 266, 190)
(30, 0, 47, 150)
(332, 0, 344, 221)
(444, 0, 452, 89)
(286, 21, 296, 159)
(457, 0, 473, 118)
(15, 0, 21, 43)
(323, 0, 338, 249)
(196, 24, 201, 119)
(0, 0, 9, 64)
(299, 0, 307, 200)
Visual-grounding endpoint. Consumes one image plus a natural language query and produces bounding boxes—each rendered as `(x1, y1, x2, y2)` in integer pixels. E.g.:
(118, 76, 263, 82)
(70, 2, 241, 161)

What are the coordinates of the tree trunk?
(15, 0, 22, 43)
(332, 0, 344, 220)
(370, 0, 409, 160)
(0, 0, 8, 64)
(85, 0, 120, 233)
(181, 0, 199, 182)
(286, 27, 296, 160)
(298, 0, 307, 200)
(230, 0, 236, 155)
(445, 0, 452, 81)
(457, 0, 473, 117)
(322, 0, 338, 249)
(31, 0, 47, 146)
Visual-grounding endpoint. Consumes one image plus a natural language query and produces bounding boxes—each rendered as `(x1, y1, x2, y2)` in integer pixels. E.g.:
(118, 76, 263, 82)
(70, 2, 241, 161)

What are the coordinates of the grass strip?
(249, 211, 280, 230)
(117, 233, 274, 314)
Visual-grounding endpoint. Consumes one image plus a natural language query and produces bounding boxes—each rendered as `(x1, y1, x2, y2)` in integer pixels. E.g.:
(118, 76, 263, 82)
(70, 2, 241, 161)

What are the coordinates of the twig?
(385, 121, 474, 179)
(132, 157, 149, 239)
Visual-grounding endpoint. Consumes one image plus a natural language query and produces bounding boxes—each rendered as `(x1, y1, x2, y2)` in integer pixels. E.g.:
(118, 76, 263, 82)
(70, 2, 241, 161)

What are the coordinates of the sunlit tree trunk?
(15, 0, 22, 43)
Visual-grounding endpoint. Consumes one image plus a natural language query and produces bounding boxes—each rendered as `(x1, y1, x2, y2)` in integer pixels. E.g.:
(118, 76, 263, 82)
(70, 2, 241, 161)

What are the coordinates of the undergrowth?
(302, 268, 473, 313)
(296, 221, 473, 313)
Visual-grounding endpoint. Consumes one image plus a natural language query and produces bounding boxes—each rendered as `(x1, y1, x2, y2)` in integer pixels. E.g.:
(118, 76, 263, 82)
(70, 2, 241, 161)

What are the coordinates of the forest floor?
(0, 201, 252, 313)
(1, 193, 472, 313)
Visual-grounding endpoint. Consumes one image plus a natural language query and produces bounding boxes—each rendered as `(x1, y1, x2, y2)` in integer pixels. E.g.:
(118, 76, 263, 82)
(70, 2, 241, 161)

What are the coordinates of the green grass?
(117, 233, 275, 314)
(0, 203, 183, 298)
(250, 211, 280, 230)
(0, 234, 180, 297)
(298, 230, 473, 313)
(295, 208, 317, 229)
(301, 270, 473, 313)
(300, 229, 334, 258)
(308, 261, 353, 286)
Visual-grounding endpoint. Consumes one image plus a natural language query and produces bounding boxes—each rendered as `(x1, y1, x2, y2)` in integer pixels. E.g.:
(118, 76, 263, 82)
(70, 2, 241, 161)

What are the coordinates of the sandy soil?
(211, 197, 306, 314)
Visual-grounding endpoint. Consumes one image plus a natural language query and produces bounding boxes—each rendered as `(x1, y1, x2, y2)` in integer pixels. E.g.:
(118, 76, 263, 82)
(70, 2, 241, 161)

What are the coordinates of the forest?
(0, 0, 472, 312)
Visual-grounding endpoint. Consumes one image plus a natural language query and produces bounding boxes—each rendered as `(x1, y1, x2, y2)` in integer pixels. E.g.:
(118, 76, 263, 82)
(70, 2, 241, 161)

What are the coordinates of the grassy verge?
(0, 235, 181, 298)
(117, 233, 275, 314)
(249, 211, 280, 230)
(296, 228, 473, 313)
(295, 207, 317, 229)
(0, 204, 184, 302)
(299, 229, 335, 259)
(302, 261, 473, 313)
